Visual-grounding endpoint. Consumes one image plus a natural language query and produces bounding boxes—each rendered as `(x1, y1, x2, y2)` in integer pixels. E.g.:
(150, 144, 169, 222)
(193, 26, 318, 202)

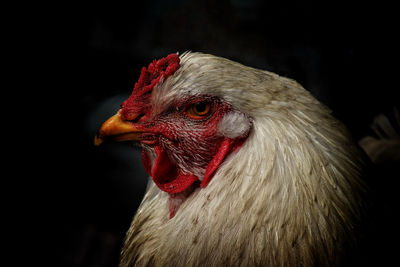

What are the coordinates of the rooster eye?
(185, 101, 211, 120)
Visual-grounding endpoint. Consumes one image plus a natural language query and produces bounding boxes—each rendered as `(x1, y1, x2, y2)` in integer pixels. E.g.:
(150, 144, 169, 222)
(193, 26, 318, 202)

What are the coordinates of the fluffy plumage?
(104, 52, 366, 266)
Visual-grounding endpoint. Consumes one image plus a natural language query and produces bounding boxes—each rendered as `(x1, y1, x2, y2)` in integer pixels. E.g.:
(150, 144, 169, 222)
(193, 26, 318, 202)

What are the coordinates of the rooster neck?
(121, 114, 365, 267)
(168, 181, 199, 218)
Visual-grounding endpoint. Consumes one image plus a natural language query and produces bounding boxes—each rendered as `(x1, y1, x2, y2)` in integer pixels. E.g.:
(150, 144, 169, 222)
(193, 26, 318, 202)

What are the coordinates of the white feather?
(120, 52, 366, 267)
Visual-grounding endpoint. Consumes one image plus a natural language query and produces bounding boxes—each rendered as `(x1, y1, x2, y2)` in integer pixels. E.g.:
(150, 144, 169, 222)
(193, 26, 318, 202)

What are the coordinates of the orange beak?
(94, 110, 143, 146)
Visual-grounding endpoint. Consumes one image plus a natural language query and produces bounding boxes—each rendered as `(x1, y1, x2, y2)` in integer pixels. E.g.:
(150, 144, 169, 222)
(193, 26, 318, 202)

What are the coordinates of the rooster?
(95, 52, 366, 266)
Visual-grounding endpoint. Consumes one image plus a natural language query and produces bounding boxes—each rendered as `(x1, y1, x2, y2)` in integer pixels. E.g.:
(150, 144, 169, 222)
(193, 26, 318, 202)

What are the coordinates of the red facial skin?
(131, 96, 246, 218)
(144, 97, 229, 169)
(136, 96, 230, 184)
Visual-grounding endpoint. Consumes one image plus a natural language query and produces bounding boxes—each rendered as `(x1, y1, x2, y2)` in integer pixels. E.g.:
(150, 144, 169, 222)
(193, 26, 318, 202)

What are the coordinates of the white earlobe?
(217, 111, 251, 138)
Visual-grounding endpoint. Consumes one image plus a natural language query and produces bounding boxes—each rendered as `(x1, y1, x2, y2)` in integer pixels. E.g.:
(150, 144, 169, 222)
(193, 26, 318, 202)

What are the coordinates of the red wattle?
(200, 137, 236, 188)
(142, 136, 244, 196)
(143, 146, 198, 194)
(141, 149, 153, 176)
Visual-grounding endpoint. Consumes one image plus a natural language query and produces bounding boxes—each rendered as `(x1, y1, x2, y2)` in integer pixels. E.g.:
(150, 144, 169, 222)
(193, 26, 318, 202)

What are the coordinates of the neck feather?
(121, 110, 365, 266)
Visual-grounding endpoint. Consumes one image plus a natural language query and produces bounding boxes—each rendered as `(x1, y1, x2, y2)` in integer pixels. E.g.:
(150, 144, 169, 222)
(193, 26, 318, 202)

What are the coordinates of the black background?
(17, 0, 398, 266)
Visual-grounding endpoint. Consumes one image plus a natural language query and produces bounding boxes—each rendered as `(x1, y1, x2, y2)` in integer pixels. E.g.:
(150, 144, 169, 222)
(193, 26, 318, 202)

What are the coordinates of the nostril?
(131, 113, 146, 123)
(122, 111, 146, 123)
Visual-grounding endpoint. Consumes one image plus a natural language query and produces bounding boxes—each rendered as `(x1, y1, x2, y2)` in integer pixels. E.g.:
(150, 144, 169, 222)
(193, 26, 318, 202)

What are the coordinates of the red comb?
(121, 54, 180, 120)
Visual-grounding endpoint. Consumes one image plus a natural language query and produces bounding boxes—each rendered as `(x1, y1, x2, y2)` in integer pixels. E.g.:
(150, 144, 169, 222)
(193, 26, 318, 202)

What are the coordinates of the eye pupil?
(194, 102, 207, 113)
(185, 100, 211, 119)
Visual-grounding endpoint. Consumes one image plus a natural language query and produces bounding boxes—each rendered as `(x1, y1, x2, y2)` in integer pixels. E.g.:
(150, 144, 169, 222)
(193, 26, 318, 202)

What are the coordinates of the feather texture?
(120, 52, 366, 266)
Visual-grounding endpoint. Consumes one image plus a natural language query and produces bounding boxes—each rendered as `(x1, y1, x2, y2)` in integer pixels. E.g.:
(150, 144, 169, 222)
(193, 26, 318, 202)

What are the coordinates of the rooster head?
(95, 53, 251, 217)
